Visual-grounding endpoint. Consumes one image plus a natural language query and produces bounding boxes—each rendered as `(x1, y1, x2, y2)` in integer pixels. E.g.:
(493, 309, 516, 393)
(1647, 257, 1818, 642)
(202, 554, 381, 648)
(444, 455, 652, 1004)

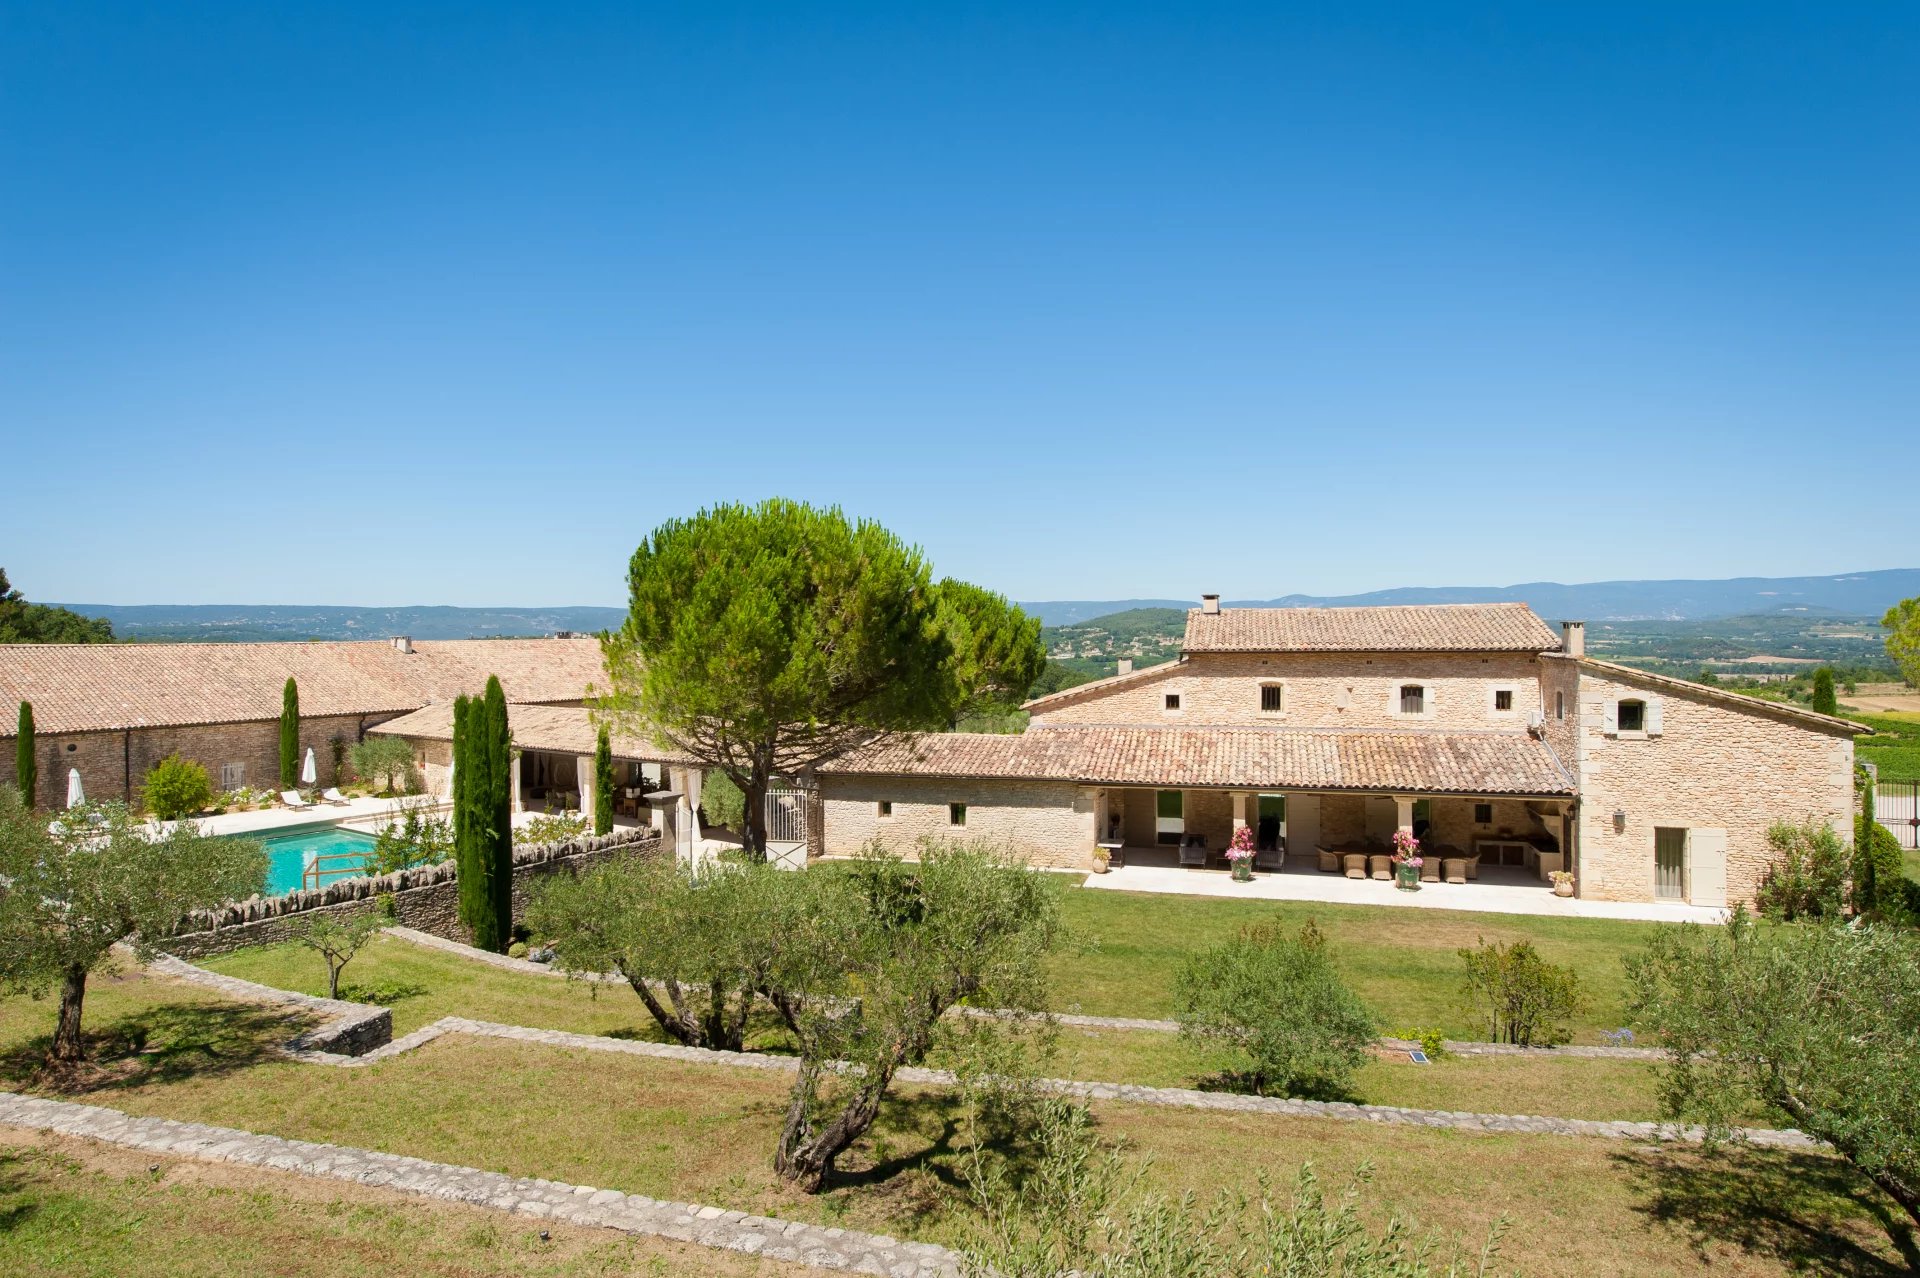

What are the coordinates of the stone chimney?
(1117, 658, 1133, 676)
(1200, 593, 1221, 615)
(1560, 621, 1585, 658)
(392, 635, 414, 654)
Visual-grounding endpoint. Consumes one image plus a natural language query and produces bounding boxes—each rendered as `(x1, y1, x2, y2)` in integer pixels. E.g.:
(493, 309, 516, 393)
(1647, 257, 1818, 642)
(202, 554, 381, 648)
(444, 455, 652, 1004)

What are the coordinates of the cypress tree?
(593, 724, 614, 836)
(16, 701, 36, 807)
(279, 678, 300, 788)
(453, 694, 494, 945)
(481, 676, 514, 948)
(1811, 667, 1837, 716)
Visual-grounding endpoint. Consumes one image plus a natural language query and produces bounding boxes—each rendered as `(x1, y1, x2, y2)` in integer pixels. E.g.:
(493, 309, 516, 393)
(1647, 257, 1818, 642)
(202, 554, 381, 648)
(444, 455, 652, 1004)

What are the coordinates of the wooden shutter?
(1646, 698, 1663, 736)
(1687, 828, 1726, 906)
(1602, 700, 1618, 734)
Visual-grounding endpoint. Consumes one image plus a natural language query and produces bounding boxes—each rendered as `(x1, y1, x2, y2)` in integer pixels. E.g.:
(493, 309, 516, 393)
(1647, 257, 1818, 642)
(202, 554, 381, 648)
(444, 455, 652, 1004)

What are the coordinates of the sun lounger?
(320, 787, 351, 806)
(280, 790, 313, 810)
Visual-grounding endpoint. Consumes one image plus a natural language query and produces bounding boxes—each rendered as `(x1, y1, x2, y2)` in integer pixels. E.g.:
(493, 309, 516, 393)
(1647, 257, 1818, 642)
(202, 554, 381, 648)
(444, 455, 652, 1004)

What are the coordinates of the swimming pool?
(243, 825, 378, 896)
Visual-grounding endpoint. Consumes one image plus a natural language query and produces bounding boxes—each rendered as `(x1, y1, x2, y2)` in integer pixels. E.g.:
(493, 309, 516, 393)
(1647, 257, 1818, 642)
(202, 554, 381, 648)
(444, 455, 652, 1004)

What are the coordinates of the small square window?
(877, 801, 892, 818)
(948, 803, 967, 826)
(1164, 693, 1181, 712)
(219, 762, 245, 790)
(1260, 685, 1283, 713)
(1618, 699, 1646, 733)
(1399, 685, 1425, 714)
(1494, 689, 1513, 712)
(1474, 802, 1493, 824)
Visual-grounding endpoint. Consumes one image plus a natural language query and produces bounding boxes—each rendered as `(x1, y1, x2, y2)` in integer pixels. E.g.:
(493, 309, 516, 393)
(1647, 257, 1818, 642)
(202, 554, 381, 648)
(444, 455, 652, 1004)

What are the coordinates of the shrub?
(141, 754, 214, 820)
(369, 799, 453, 874)
(507, 940, 528, 959)
(1811, 666, 1837, 715)
(518, 811, 588, 845)
(1174, 919, 1376, 1096)
(957, 1098, 1506, 1277)
(700, 769, 746, 830)
(1392, 1026, 1450, 1059)
(1458, 937, 1582, 1047)
(1853, 815, 1913, 925)
(1755, 821, 1850, 921)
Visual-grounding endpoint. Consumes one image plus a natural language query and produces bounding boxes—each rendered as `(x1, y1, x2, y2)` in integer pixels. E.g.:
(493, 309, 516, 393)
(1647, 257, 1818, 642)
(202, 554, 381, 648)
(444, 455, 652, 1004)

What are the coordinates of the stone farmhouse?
(820, 599, 1857, 907)
(0, 637, 604, 808)
(0, 600, 1857, 908)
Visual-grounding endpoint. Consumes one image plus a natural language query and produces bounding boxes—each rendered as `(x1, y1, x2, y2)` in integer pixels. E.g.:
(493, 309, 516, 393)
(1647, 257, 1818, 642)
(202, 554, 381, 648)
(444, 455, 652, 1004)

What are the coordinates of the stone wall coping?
(0, 1090, 957, 1276)
(146, 953, 392, 1061)
(382, 925, 1669, 1060)
(162, 828, 659, 941)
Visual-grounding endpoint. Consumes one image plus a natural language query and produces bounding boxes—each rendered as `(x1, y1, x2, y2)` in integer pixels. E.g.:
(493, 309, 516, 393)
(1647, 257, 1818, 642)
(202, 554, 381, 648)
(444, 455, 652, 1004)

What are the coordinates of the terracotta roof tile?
(0, 638, 605, 734)
(371, 702, 693, 764)
(834, 724, 1573, 795)
(1182, 603, 1561, 653)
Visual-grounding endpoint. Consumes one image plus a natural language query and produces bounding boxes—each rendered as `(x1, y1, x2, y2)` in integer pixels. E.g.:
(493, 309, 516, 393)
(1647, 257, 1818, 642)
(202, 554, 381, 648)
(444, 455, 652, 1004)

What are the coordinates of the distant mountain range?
(52, 568, 1920, 643)
(52, 603, 629, 643)
(1017, 569, 1920, 628)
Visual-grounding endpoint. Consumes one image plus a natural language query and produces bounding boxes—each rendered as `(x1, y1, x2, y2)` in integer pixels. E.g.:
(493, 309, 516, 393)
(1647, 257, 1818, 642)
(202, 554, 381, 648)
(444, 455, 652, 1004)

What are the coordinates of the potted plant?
(1225, 825, 1256, 882)
(1549, 869, 1575, 897)
(1092, 846, 1111, 875)
(1391, 829, 1423, 891)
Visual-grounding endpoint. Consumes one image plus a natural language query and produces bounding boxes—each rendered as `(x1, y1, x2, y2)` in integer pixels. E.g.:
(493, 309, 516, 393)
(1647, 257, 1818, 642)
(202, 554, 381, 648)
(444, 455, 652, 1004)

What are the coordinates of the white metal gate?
(765, 785, 809, 847)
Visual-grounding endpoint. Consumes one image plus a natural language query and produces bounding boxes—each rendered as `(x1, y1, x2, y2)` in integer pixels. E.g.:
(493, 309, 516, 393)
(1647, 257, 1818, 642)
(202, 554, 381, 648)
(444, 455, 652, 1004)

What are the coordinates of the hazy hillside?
(51, 603, 628, 643)
(1019, 568, 1920, 628)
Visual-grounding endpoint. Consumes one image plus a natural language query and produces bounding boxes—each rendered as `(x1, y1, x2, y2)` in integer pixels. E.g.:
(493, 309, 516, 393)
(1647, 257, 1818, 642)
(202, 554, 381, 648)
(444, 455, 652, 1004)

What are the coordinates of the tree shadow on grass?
(0, 1000, 311, 1096)
(335, 980, 429, 1006)
(1190, 1069, 1362, 1104)
(1612, 1143, 1918, 1276)
(0, 1152, 35, 1234)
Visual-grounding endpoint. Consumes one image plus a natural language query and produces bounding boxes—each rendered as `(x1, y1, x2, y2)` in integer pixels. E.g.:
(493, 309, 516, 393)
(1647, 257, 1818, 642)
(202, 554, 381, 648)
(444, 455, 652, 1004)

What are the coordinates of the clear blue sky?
(3, 4, 1913, 607)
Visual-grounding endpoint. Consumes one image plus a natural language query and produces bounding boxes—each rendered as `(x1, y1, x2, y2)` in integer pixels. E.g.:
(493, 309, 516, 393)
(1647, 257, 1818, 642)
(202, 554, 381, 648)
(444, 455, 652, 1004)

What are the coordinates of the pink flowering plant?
(1224, 825, 1256, 862)
(1390, 829, 1423, 867)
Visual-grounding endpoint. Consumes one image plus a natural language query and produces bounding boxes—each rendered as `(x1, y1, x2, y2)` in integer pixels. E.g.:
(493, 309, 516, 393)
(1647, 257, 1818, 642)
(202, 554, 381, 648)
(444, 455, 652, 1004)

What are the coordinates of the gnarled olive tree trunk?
(621, 969, 751, 1052)
(773, 1058, 893, 1193)
(52, 963, 88, 1062)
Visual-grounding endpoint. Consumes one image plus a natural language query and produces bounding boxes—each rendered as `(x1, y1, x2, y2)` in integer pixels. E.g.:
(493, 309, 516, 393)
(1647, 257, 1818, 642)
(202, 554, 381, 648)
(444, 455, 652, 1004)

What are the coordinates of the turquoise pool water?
(246, 825, 378, 896)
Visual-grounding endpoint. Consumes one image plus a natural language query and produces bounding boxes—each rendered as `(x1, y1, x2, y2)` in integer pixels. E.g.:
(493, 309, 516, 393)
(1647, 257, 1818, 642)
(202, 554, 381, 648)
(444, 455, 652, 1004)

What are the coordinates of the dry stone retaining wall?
(0, 1091, 958, 1277)
(158, 829, 661, 958)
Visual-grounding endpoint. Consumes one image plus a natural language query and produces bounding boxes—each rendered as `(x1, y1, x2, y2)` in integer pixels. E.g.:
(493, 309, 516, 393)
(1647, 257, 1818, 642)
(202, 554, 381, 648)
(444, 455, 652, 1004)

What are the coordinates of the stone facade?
(819, 774, 1094, 869)
(1565, 659, 1854, 905)
(0, 712, 402, 810)
(1030, 651, 1548, 731)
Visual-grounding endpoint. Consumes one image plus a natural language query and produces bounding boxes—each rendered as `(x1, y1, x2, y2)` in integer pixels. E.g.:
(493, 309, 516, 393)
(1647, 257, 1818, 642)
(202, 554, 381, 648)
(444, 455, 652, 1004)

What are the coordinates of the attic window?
(1259, 683, 1283, 714)
(1164, 693, 1182, 712)
(1494, 689, 1513, 712)
(1618, 699, 1646, 733)
(1399, 685, 1426, 715)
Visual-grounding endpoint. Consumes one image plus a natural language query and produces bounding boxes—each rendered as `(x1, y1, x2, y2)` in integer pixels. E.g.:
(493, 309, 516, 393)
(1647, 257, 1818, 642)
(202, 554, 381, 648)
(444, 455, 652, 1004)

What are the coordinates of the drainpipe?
(123, 730, 132, 803)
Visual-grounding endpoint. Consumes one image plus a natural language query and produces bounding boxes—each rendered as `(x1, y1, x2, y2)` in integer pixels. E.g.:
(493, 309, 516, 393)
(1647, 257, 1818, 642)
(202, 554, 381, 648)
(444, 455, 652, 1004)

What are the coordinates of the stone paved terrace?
(0, 1091, 957, 1276)
(1088, 858, 1728, 923)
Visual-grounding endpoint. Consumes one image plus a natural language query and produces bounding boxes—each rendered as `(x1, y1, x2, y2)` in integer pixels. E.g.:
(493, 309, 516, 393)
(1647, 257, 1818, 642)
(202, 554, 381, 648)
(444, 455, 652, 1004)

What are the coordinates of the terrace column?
(1230, 791, 1249, 833)
(509, 753, 523, 815)
(576, 754, 595, 820)
(1394, 795, 1415, 835)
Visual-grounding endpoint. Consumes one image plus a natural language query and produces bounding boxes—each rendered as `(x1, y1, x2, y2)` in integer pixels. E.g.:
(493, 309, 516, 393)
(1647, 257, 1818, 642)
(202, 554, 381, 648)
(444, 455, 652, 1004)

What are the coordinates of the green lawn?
(1047, 884, 1666, 1042)
(0, 1131, 821, 1278)
(0, 972, 1905, 1278)
(208, 932, 1726, 1125)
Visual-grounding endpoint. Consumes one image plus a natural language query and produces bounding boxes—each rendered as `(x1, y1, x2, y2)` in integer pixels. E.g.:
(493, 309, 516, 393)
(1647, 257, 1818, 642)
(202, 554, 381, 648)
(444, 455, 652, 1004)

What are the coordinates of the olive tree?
(349, 735, 416, 794)
(1626, 911, 1920, 1231)
(593, 500, 1043, 858)
(762, 841, 1061, 1191)
(528, 851, 791, 1052)
(0, 789, 267, 1061)
(296, 907, 388, 999)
